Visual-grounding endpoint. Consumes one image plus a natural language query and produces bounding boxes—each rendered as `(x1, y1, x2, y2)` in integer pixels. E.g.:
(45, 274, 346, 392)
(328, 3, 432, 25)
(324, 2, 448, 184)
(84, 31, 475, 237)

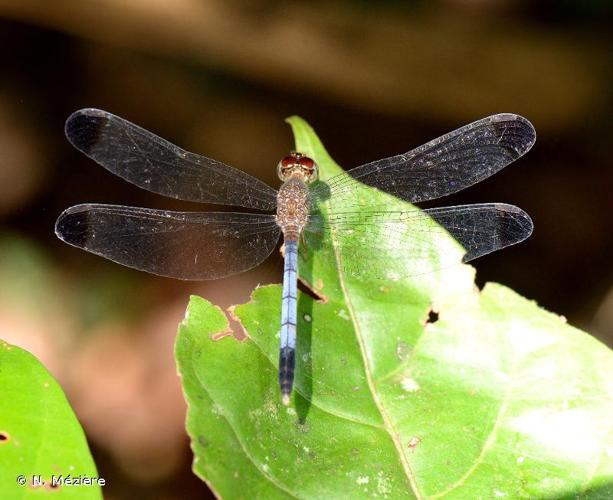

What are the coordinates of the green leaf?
(176, 117, 613, 498)
(0, 341, 102, 498)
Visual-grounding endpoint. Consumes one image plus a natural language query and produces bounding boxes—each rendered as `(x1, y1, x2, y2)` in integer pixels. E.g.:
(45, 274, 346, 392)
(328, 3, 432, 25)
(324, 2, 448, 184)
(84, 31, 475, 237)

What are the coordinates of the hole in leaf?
(427, 309, 439, 324)
(421, 304, 440, 326)
(223, 305, 247, 341)
(211, 327, 235, 341)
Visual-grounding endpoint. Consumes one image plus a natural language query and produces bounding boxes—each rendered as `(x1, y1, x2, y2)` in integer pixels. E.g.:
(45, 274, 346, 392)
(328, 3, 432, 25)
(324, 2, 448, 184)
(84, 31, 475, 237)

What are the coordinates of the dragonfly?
(55, 109, 535, 405)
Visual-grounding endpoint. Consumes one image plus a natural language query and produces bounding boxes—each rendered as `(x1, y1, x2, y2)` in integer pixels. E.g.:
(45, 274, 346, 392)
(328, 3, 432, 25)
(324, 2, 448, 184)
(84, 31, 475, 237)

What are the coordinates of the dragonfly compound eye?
(298, 156, 313, 168)
(280, 155, 296, 167)
(298, 156, 318, 181)
(277, 153, 313, 181)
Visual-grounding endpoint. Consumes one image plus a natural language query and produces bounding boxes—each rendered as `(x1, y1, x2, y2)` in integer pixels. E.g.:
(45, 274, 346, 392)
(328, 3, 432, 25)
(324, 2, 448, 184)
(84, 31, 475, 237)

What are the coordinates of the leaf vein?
(430, 359, 515, 498)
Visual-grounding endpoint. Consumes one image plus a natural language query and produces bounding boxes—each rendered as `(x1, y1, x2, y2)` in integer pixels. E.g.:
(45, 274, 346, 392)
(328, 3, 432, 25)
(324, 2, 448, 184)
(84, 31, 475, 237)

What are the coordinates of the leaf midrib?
(300, 129, 422, 499)
(329, 224, 423, 499)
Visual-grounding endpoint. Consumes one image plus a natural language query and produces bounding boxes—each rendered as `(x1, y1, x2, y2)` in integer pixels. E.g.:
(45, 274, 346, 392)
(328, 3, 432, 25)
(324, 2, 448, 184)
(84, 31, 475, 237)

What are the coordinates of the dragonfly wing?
(55, 204, 281, 280)
(311, 114, 535, 205)
(305, 203, 532, 279)
(65, 109, 278, 211)
(423, 203, 533, 262)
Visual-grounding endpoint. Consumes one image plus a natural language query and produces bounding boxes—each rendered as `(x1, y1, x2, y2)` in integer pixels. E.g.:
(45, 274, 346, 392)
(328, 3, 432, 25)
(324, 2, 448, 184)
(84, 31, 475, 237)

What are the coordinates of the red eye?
(298, 156, 314, 168)
(280, 155, 295, 167)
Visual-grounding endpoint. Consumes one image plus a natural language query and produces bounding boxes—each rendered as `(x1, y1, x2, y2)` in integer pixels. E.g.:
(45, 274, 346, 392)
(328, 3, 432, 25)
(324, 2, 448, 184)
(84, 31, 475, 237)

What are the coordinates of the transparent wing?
(55, 204, 281, 280)
(65, 109, 278, 211)
(305, 203, 533, 279)
(311, 114, 535, 205)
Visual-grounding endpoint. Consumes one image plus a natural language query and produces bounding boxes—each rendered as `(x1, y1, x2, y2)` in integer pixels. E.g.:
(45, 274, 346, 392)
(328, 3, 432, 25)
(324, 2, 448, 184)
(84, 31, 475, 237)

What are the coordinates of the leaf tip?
(180, 295, 203, 326)
(284, 114, 341, 179)
(178, 295, 229, 339)
(284, 114, 307, 127)
(285, 115, 311, 149)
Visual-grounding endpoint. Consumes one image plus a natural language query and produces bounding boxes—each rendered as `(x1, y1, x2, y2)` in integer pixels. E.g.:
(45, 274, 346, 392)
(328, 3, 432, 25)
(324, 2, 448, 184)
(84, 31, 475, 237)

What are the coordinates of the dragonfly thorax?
(277, 152, 318, 183)
(276, 177, 310, 242)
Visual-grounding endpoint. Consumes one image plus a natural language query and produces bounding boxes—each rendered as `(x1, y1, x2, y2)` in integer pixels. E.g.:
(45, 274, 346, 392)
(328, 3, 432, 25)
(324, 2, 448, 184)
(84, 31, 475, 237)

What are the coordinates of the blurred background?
(0, 0, 611, 498)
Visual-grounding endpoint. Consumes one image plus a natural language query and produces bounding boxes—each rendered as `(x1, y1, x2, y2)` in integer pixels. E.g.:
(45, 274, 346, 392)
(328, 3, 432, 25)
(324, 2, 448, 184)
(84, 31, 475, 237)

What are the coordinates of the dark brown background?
(0, 1, 611, 498)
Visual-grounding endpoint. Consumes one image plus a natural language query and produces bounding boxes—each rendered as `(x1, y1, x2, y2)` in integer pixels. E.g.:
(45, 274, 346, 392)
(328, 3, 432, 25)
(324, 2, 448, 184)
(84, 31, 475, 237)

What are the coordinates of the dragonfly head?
(277, 152, 318, 183)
